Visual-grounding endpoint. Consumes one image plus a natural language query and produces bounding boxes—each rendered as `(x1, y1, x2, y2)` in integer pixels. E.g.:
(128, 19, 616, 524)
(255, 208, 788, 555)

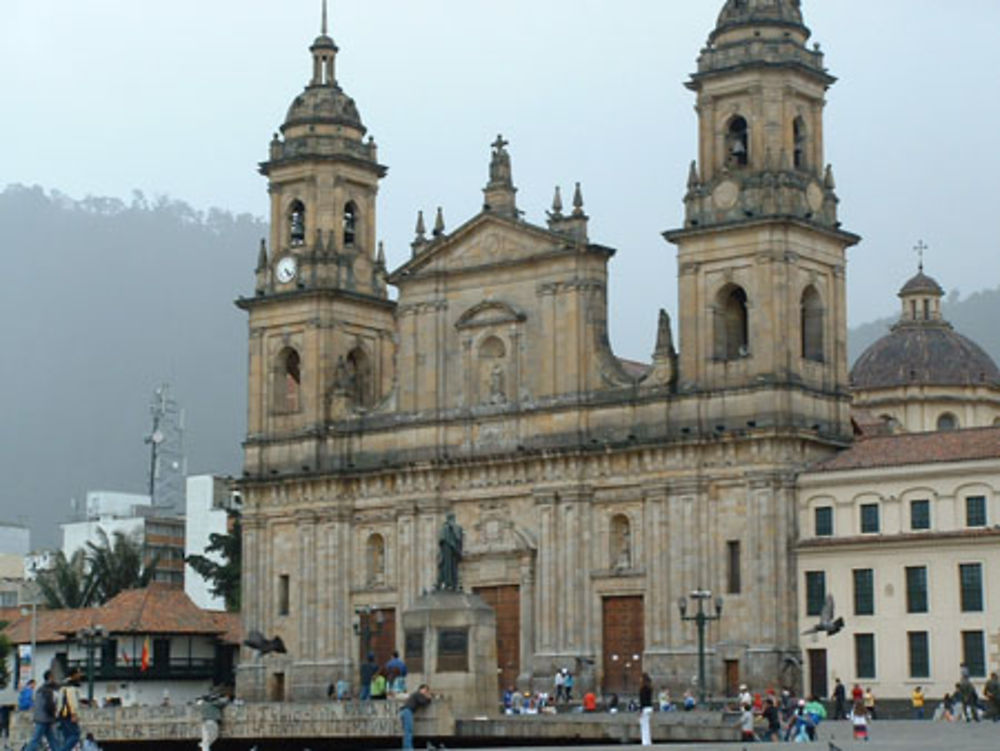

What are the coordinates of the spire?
(687, 161, 700, 190)
(572, 182, 585, 217)
(550, 186, 564, 218)
(433, 207, 445, 237)
(411, 210, 428, 256)
(310, 0, 338, 86)
(256, 238, 268, 272)
(376, 241, 386, 267)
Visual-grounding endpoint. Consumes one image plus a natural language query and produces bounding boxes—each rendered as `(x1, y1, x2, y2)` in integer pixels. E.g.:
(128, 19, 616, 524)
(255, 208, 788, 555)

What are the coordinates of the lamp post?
(677, 589, 723, 706)
(76, 625, 107, 705)
(353, 605, 384, 660)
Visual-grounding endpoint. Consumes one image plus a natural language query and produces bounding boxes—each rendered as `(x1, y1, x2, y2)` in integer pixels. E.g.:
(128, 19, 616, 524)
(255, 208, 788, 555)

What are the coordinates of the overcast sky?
(5, 0, 999, 359)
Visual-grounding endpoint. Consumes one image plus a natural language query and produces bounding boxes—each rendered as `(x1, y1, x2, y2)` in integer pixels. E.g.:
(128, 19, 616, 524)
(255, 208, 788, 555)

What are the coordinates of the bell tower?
(666, 0, 858, 435)
(238, 3, 395, 476)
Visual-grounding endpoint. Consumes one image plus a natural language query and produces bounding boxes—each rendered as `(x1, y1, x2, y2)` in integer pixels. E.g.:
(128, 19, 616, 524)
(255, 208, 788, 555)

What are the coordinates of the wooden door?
(725, 659, 740, 698)
(474, 585, 520, 691)
(808, 649, 827, 700)
(359, 608, 396, 669)
(602, 595, 644, 696)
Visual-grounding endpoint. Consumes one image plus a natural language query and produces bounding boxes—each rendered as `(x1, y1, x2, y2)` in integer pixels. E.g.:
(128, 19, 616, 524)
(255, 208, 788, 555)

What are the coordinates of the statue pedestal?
(401, 590, 497, 718)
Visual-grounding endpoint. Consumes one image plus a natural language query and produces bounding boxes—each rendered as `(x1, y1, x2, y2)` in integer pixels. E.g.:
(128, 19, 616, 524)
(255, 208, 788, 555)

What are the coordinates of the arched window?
(478, 335, 507, 405)
(366, 533, 385, 586)
(345, 346, 373, 408)
(793, 117, 807, 169)
(727, 116, 749, 168)
(800, 285, 824, 362)
(714, 284, 749, 360)
(937, 413, 958, 431)
(288, 200, 306, 247)
(610, 514, 631, 570)
(343, 201, 358, 247)
(274, 347, 301, 412)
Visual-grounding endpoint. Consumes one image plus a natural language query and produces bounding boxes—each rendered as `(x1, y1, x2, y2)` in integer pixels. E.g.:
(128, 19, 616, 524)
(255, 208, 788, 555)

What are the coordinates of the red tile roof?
(810, 426, 1000, 472)
(206, 611, 242, 645)
(2, 583, 228, 644)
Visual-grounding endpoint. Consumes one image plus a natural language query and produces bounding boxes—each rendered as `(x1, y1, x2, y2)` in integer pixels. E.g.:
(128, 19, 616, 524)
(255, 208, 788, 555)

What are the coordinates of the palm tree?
(36, 549, 96, 609)
(85, 528, 160, 604)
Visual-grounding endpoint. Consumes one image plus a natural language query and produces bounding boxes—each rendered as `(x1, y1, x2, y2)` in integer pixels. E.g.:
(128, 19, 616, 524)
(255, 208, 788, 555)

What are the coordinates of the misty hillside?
(2, 184, 998, 549)
(0, 185, 264, 547)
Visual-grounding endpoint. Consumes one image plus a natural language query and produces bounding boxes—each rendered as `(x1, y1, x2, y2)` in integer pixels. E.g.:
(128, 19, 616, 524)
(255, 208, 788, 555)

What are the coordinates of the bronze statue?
(437, 512, 463, 591)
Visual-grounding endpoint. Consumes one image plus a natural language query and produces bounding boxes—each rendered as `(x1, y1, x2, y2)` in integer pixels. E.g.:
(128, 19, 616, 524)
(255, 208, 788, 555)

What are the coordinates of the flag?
(140, 637, 150, 672)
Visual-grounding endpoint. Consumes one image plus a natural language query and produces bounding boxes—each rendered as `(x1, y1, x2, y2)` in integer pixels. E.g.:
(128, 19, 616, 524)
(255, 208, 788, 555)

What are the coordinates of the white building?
(2, 584, 240, 706)
(797, 270, 1000, 700)
(184, 475, 239, 610)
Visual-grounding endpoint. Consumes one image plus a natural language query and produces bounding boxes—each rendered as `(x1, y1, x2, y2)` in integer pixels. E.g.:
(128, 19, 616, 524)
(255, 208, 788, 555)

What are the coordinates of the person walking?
(761, 696, 781, 742)
(57, 668, 83, 751)
(849, 699, 869, 741)
(832, 678, 846, 720)
(638, 673, 654, 746)
(911, 685, 925, 720)
(399, 684, 431, 750)
(985, 672, 1000, 721)
(24, 670, 60, 751)
(359, 653, 378, 701)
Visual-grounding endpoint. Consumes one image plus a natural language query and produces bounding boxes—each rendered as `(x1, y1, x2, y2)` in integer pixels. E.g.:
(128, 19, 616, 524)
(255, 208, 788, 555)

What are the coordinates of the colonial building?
(798, 270, 1000, 699)
(236, 1, 859, 701)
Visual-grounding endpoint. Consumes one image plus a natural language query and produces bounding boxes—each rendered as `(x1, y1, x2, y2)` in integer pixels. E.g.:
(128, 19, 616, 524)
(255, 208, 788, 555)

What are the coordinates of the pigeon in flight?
(243, 630, 288, 654)
(802, 595, 844, 636)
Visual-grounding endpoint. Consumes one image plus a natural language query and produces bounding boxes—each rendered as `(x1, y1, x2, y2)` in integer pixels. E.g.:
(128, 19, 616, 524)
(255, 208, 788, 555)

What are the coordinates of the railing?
(66, 657, 216, 681)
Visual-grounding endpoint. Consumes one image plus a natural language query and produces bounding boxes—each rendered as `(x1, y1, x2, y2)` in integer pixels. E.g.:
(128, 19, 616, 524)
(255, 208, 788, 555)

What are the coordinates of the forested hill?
(0, 185, 264, 547)
(1, 182, 997, 549)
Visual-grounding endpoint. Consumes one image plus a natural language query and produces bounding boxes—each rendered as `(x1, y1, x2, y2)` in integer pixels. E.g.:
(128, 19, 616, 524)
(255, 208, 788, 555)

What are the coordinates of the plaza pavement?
(375, 718, 999, 751)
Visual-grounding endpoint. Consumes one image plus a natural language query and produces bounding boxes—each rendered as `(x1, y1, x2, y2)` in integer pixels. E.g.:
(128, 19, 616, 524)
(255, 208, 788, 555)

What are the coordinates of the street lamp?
(75, 625, 108, 706)
(677, 589, 723, 706)
(353, 605, 384, 660)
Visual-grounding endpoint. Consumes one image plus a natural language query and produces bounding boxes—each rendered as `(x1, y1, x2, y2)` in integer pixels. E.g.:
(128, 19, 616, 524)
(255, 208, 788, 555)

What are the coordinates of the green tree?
(0, 633, 10, 689)
(186, 509, 241, 611)
(36, 549, 96, 609)
(85, 528, 160, 604)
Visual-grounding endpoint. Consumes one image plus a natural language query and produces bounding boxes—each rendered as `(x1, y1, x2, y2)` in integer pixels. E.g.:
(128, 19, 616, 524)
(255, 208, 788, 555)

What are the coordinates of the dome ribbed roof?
(283, 84, 364, 132)
(851, 323, 1000, 390)
(715, 0, 805, 31)
(899, 270, 944, 297)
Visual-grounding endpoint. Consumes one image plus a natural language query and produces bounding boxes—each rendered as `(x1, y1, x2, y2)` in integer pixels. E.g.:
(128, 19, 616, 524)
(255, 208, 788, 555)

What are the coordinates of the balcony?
(66, 657, 217, 681)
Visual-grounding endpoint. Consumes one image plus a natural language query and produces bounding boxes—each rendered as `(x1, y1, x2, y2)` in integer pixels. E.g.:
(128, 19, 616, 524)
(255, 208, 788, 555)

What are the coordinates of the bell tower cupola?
(257, 0, 387, 299)
(665, 0, 858, 439)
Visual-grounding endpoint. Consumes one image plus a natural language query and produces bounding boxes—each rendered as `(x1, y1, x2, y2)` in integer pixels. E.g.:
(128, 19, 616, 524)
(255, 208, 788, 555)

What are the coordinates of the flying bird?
(802, 595, 844, 636)
(243, 630, 288, 655)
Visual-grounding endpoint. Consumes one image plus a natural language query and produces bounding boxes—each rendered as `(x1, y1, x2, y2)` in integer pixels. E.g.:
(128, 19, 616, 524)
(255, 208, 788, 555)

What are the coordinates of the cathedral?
(236, 0, 860, 701)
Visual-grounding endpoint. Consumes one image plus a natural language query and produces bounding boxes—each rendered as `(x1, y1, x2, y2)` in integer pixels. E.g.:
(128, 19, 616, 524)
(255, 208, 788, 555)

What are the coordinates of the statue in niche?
(488, 364, 506, 404)
(612, 516, 631, 570)
(437, 513, 464, 591)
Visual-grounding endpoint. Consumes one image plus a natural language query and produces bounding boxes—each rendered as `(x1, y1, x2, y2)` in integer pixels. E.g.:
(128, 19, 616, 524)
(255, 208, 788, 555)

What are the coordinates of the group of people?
(935, 670, 1000, 722)
(736, 685, 835, 743)
(341, 651, 408, 701)
(18, 669, 101, 751)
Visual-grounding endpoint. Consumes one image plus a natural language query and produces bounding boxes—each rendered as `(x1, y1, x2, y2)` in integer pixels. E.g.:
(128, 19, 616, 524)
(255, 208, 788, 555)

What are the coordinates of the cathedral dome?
(851, 268, 1000, 391)
(716, 0, 804, 26)
(850, 325, 1000, 390)
(283, 83, 364, 133)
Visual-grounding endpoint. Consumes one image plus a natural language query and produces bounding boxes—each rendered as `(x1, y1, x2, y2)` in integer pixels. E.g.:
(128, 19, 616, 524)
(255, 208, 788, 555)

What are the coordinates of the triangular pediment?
(389, 212, 571, 282)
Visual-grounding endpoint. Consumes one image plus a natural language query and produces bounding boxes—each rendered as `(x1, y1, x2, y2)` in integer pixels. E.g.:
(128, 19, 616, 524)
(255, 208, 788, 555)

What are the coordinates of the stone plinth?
(402, 589, 497, 717)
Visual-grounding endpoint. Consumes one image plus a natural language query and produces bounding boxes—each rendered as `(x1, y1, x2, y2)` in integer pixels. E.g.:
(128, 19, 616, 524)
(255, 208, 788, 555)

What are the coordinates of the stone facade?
(236, 1, 856, 702)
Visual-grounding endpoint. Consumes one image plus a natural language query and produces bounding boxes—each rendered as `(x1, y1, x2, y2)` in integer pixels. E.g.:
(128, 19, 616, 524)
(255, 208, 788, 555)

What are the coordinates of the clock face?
(275, 255, 297, 284)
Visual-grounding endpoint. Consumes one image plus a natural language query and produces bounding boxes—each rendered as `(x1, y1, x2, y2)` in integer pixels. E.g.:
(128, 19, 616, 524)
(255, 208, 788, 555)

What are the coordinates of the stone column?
(643, 483, 671, 648)
(532, 489, 556, 653)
